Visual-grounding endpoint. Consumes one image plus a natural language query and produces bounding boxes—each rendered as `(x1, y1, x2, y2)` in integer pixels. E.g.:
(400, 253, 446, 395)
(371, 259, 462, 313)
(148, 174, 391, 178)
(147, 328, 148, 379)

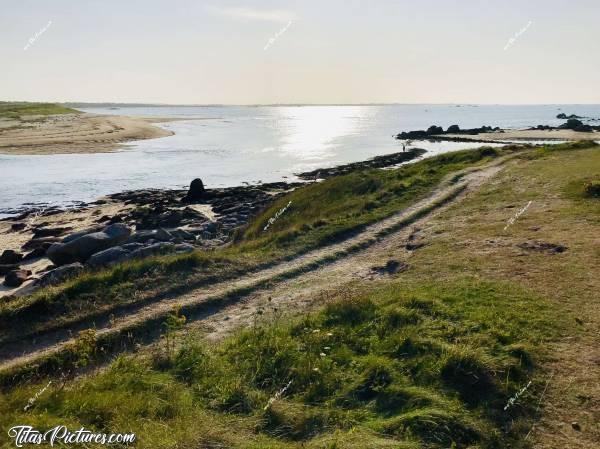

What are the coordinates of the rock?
(108, 215, 124, 224)
(125, 242, 175, 260)
(201, 222, 218, 234)
(571, 422, 581, 431)
(447, 124, 460, 133)
(174, 243, 195, 253)
(22, 247, 47, 261)
(396, 130, 429, 139)
(47, 223, 132, 265)
(183, 178, 206, 202)
(10, 223, 26, 232)
(121, 243, 145, 251)
(557, 113, 582, 119)
(87, 246, 131, 268)
(38, 263, 84, 287)
(21, 238, 59, 252)
(129, 228, 173, 243)
(426, 125, 444, 135)
(0, 249, 23, 265)
(155, 228, 173, 242)
(559, 118, 584, 130)
(170, 228, 196, 241)
(96, 215, 111, 223)
(3, 269, 31, 287)
(62, 225, 105, 243)
(574, 124, 593, 132)
(32, 227, 72, 239)
(0, 264, 19, 275)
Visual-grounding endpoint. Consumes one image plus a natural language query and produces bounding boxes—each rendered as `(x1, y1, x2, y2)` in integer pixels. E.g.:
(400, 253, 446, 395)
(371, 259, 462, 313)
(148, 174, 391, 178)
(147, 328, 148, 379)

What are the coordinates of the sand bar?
(0, 113, 177, 155)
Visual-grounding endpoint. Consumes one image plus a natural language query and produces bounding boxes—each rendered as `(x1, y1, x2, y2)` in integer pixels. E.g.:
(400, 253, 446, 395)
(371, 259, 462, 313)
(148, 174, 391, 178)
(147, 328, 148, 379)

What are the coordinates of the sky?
(1, 0, 599, 105)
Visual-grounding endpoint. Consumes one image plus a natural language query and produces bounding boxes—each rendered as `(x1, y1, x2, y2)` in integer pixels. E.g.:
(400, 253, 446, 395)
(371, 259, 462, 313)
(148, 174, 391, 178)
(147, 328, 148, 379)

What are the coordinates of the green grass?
(0, 277, 556, 448)
(0, 145, 516, 341)
(0, 102, 78, 120)
(1, 141, 596, 448)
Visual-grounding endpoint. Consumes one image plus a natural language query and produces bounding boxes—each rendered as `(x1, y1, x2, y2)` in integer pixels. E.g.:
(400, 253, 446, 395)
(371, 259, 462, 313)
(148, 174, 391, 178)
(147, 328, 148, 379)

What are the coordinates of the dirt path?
(0, 159, 508, 373)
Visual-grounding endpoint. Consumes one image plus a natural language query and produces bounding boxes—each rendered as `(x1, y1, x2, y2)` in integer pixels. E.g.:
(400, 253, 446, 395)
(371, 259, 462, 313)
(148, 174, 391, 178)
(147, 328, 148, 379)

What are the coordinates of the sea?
(1, 104, 600, 216)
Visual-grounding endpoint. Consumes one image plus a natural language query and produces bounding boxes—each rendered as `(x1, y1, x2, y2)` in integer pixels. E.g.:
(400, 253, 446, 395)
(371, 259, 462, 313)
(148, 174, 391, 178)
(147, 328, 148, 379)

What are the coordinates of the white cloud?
(207, 6, 294, 23)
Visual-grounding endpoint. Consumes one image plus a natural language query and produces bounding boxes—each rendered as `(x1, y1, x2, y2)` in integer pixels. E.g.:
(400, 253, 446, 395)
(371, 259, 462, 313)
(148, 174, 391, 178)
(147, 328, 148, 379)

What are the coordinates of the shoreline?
(0, 112, 178, 155)
(0, 148, 426, 298)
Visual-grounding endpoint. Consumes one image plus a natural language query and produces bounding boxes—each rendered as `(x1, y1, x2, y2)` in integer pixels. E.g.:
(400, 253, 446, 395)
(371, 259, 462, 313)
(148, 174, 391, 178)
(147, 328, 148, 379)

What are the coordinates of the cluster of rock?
(105, 179, 301, 238)
(530, 118, 598, 133)
(556, 113, 583, 119)
(296, 148, 427, 180)
(395, 124, 502, 140)
(0, 250, 31, 287)
(1, 178, 300, 290)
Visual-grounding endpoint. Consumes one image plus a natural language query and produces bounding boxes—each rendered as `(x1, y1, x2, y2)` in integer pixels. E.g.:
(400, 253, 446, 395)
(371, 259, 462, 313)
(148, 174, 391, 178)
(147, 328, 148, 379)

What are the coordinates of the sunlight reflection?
(275, 106, 367, 161)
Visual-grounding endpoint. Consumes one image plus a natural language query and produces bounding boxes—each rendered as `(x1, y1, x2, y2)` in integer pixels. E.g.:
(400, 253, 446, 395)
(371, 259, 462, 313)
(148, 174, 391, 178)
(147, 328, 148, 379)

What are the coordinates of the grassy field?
(0, 278, 556, 449)
(0, 102, 78, 120)
(0, 142, 597, 448)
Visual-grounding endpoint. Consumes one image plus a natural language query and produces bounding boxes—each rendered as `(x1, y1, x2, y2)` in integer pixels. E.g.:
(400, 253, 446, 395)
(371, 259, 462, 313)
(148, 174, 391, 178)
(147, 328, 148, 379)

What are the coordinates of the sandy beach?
(441, 128, 600, 142)
(0, 112, 176, 155)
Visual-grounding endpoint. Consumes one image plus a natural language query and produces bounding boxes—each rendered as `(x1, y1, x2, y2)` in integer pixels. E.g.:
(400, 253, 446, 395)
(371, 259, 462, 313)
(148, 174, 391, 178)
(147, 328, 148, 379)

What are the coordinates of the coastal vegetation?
(0, 279, 555, 448)
(0, 141, 598, 448)
(0, 102, 77, 120)
(0, 146, 515, 343)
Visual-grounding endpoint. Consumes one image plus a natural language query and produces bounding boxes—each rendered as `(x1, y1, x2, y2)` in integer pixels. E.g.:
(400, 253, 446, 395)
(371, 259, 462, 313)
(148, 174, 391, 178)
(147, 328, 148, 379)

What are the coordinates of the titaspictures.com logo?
(7, 425, 135, 447)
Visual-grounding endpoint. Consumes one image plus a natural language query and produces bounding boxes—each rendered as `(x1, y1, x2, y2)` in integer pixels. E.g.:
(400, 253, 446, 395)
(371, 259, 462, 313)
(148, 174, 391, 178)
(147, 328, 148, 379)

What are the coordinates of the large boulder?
(47, 224, 131, 265)
(128, 228, 173, 243)
(0, 249, 23, 265)
(125, 242, 175, 261)
(426, 125, 444, 135)
(38, 263, 84, 287)
(3, 269, 31, 287)
(62, 225, 105, 243)
(87, 246, 131, 268)
(559, 118, 584, 130)
(183, 178, 206, 202)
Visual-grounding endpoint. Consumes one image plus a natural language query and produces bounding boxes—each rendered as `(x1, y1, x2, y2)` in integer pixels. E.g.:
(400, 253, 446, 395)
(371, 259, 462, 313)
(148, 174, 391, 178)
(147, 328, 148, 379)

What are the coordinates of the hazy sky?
(2, 0, 599, 104)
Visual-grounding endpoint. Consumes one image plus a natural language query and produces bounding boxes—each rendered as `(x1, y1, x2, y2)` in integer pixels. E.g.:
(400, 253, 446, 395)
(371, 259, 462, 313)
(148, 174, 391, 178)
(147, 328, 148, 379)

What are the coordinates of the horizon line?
(3, 100, 600, 107)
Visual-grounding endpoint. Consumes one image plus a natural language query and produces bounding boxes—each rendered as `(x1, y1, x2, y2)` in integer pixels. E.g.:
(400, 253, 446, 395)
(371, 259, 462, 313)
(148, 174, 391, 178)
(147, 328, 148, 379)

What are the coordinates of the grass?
(1, 141, 598, 447)
(0, 277, 555, 449)
(0, 102, 78, 120)
(0, 145, 518, 342)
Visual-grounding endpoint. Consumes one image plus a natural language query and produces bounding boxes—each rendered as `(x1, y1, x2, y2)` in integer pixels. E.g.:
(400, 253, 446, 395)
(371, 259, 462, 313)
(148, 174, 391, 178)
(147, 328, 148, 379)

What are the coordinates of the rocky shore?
(0, 180, 302, 296)
(395, 116, 600, 144)
(295, 147, 426, 180)
(1, 148, 427, 297)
